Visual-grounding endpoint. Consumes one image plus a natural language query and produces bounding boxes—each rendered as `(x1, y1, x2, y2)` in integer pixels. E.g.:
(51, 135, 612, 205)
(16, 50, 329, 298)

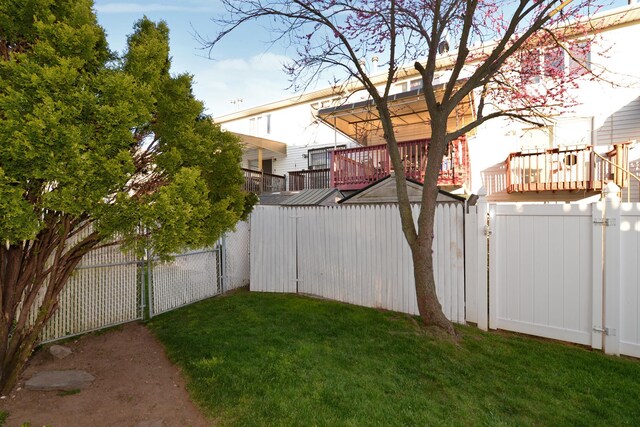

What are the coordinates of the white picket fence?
(250, 204, 466, 323)
(466, 186, 640, 357)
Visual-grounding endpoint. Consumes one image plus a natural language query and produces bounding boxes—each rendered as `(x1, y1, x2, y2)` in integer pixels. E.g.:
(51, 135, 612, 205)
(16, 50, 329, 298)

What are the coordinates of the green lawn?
(148, 290, 640, 426)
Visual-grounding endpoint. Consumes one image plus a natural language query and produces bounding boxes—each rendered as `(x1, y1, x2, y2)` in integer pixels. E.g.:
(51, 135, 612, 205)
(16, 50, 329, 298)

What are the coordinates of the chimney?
(371, 56, 379, 74)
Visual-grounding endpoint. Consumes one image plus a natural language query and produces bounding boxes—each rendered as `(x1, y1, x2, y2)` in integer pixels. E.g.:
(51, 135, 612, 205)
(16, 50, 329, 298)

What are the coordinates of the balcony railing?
(329, 137, 469, 191)
(288, 168, 330, 191)
(506, 143, 631, 193)
(242, 168, 286, 193)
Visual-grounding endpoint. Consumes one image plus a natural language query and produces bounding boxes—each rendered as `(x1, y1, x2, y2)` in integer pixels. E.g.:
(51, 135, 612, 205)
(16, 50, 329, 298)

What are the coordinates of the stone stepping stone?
(49, 344, 72, 359)
(25, 370, 95, 391)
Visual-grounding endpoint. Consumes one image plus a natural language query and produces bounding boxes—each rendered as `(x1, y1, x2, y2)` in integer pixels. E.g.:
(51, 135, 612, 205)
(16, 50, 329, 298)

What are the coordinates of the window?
(266, 114, 271, 134)
(520, 49, 541, 84)
(249, 118, 256, 135)
(307, 145, 346, 170)
(568, 41, 591, 75)
(410, 79, 423, 90)
(520, 41, 592, 84)
(544, 47, 564, 78)
(396, 82, 408, 93)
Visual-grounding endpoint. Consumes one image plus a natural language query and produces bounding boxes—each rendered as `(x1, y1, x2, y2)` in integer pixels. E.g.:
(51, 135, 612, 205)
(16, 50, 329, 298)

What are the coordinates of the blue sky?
(94, 0, 296, 118)
(94, 0, 631, 119)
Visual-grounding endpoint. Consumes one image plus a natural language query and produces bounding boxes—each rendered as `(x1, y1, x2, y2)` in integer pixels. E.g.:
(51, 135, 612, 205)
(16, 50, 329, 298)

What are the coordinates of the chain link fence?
(148, 247, 222, 317)
(32, 221, 252, 344)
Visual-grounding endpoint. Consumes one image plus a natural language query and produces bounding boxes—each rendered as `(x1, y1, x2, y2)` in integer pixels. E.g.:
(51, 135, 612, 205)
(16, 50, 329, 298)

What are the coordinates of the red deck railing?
(288, 169, 330, 191)
(506, 143, 630, 193)
(329, 137, 469, 191)
(242, 168, 286, 193)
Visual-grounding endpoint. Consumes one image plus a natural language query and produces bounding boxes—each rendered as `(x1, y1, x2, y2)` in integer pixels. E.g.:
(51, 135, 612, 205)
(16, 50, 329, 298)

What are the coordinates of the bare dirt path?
(1, 322, 211, 427)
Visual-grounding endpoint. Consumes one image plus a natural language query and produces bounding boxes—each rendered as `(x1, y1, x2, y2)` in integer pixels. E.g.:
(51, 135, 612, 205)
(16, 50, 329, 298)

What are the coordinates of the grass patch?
(0, 410, 7, 427)
(149, 291, 640, 426)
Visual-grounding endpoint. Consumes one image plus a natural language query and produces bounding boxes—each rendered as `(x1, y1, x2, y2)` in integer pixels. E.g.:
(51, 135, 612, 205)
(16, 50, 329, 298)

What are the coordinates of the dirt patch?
(1, 322, 211, 427)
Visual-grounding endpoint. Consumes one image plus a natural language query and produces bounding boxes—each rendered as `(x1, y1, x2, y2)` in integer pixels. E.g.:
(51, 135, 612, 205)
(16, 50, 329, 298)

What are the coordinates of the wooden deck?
(506, 144, 629, 193)
(329, 137, 470, 191)
(288, 169, 330, 191)
(242, 168, 286, 193)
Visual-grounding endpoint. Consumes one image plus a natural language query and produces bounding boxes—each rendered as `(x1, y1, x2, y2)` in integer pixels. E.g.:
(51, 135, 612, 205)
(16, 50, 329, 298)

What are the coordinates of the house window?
(520, 49, 541, 84)
(544, 47, 564, 78)
(266, 114, 271, 134)
(396, 82, 408, 93)
(569, 41, 591, 75)
(308, 145, 346, 170)
(410, 79, 423, 90)
(249, 118, 256, 135)
(521, 41, 592, 84)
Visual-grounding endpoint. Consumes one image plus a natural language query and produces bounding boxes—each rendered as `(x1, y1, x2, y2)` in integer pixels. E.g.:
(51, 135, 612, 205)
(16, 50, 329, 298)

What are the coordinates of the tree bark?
(0, 217, 98, 395)
(376, 96, 455, 335)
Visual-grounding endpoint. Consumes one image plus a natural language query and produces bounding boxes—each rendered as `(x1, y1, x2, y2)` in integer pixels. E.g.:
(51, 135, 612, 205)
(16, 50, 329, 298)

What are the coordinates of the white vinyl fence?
(466, 185, 640, 357)
(250, 204, 466, 323)
(223, 220, 251, 291)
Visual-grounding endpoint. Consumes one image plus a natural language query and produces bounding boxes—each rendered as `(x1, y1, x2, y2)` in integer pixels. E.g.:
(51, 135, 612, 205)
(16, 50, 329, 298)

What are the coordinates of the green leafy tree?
(0, 0, 253, 394)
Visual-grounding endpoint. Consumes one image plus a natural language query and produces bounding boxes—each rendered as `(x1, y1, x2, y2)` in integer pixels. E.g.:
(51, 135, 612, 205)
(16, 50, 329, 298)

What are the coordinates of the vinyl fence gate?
(466, 188, 640, 357)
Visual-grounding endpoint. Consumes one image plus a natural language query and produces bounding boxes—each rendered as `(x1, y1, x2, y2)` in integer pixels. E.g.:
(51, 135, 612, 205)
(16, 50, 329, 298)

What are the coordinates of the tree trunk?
(375, 99, 455, 335)
(0, 218, 98, 395)
(413, 116, 456, 334)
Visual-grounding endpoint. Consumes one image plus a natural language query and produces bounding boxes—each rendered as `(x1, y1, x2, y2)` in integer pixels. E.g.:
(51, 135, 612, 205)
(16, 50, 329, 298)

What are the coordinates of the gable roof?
(339, 174, 465, 204)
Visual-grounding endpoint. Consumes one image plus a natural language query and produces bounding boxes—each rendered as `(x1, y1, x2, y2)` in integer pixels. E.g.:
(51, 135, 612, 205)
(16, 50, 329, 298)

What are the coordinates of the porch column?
(258, 148, 263, 193)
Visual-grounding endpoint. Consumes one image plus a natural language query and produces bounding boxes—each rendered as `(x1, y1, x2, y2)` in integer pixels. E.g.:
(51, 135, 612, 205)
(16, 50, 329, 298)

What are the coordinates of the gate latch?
(593, 326, 617, 336)
(593, 218, 616, 227)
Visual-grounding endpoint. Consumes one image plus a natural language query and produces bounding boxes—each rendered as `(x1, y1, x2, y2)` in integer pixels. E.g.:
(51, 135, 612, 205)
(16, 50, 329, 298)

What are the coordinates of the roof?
(281, 188, 344, 206)
(258, 192, 296, 206)
(214, 4, 640, 124)
(233, 132, 287, 155)
(339, 174, 466, 204)
(316, 84, 474, 145)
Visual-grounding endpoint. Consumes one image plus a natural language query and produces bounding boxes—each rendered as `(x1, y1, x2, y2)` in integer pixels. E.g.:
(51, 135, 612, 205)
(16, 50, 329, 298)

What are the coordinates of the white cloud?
(249, 53, 291, 71)
(211, 58, 250, 72)
(211, 53, 291, 73)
